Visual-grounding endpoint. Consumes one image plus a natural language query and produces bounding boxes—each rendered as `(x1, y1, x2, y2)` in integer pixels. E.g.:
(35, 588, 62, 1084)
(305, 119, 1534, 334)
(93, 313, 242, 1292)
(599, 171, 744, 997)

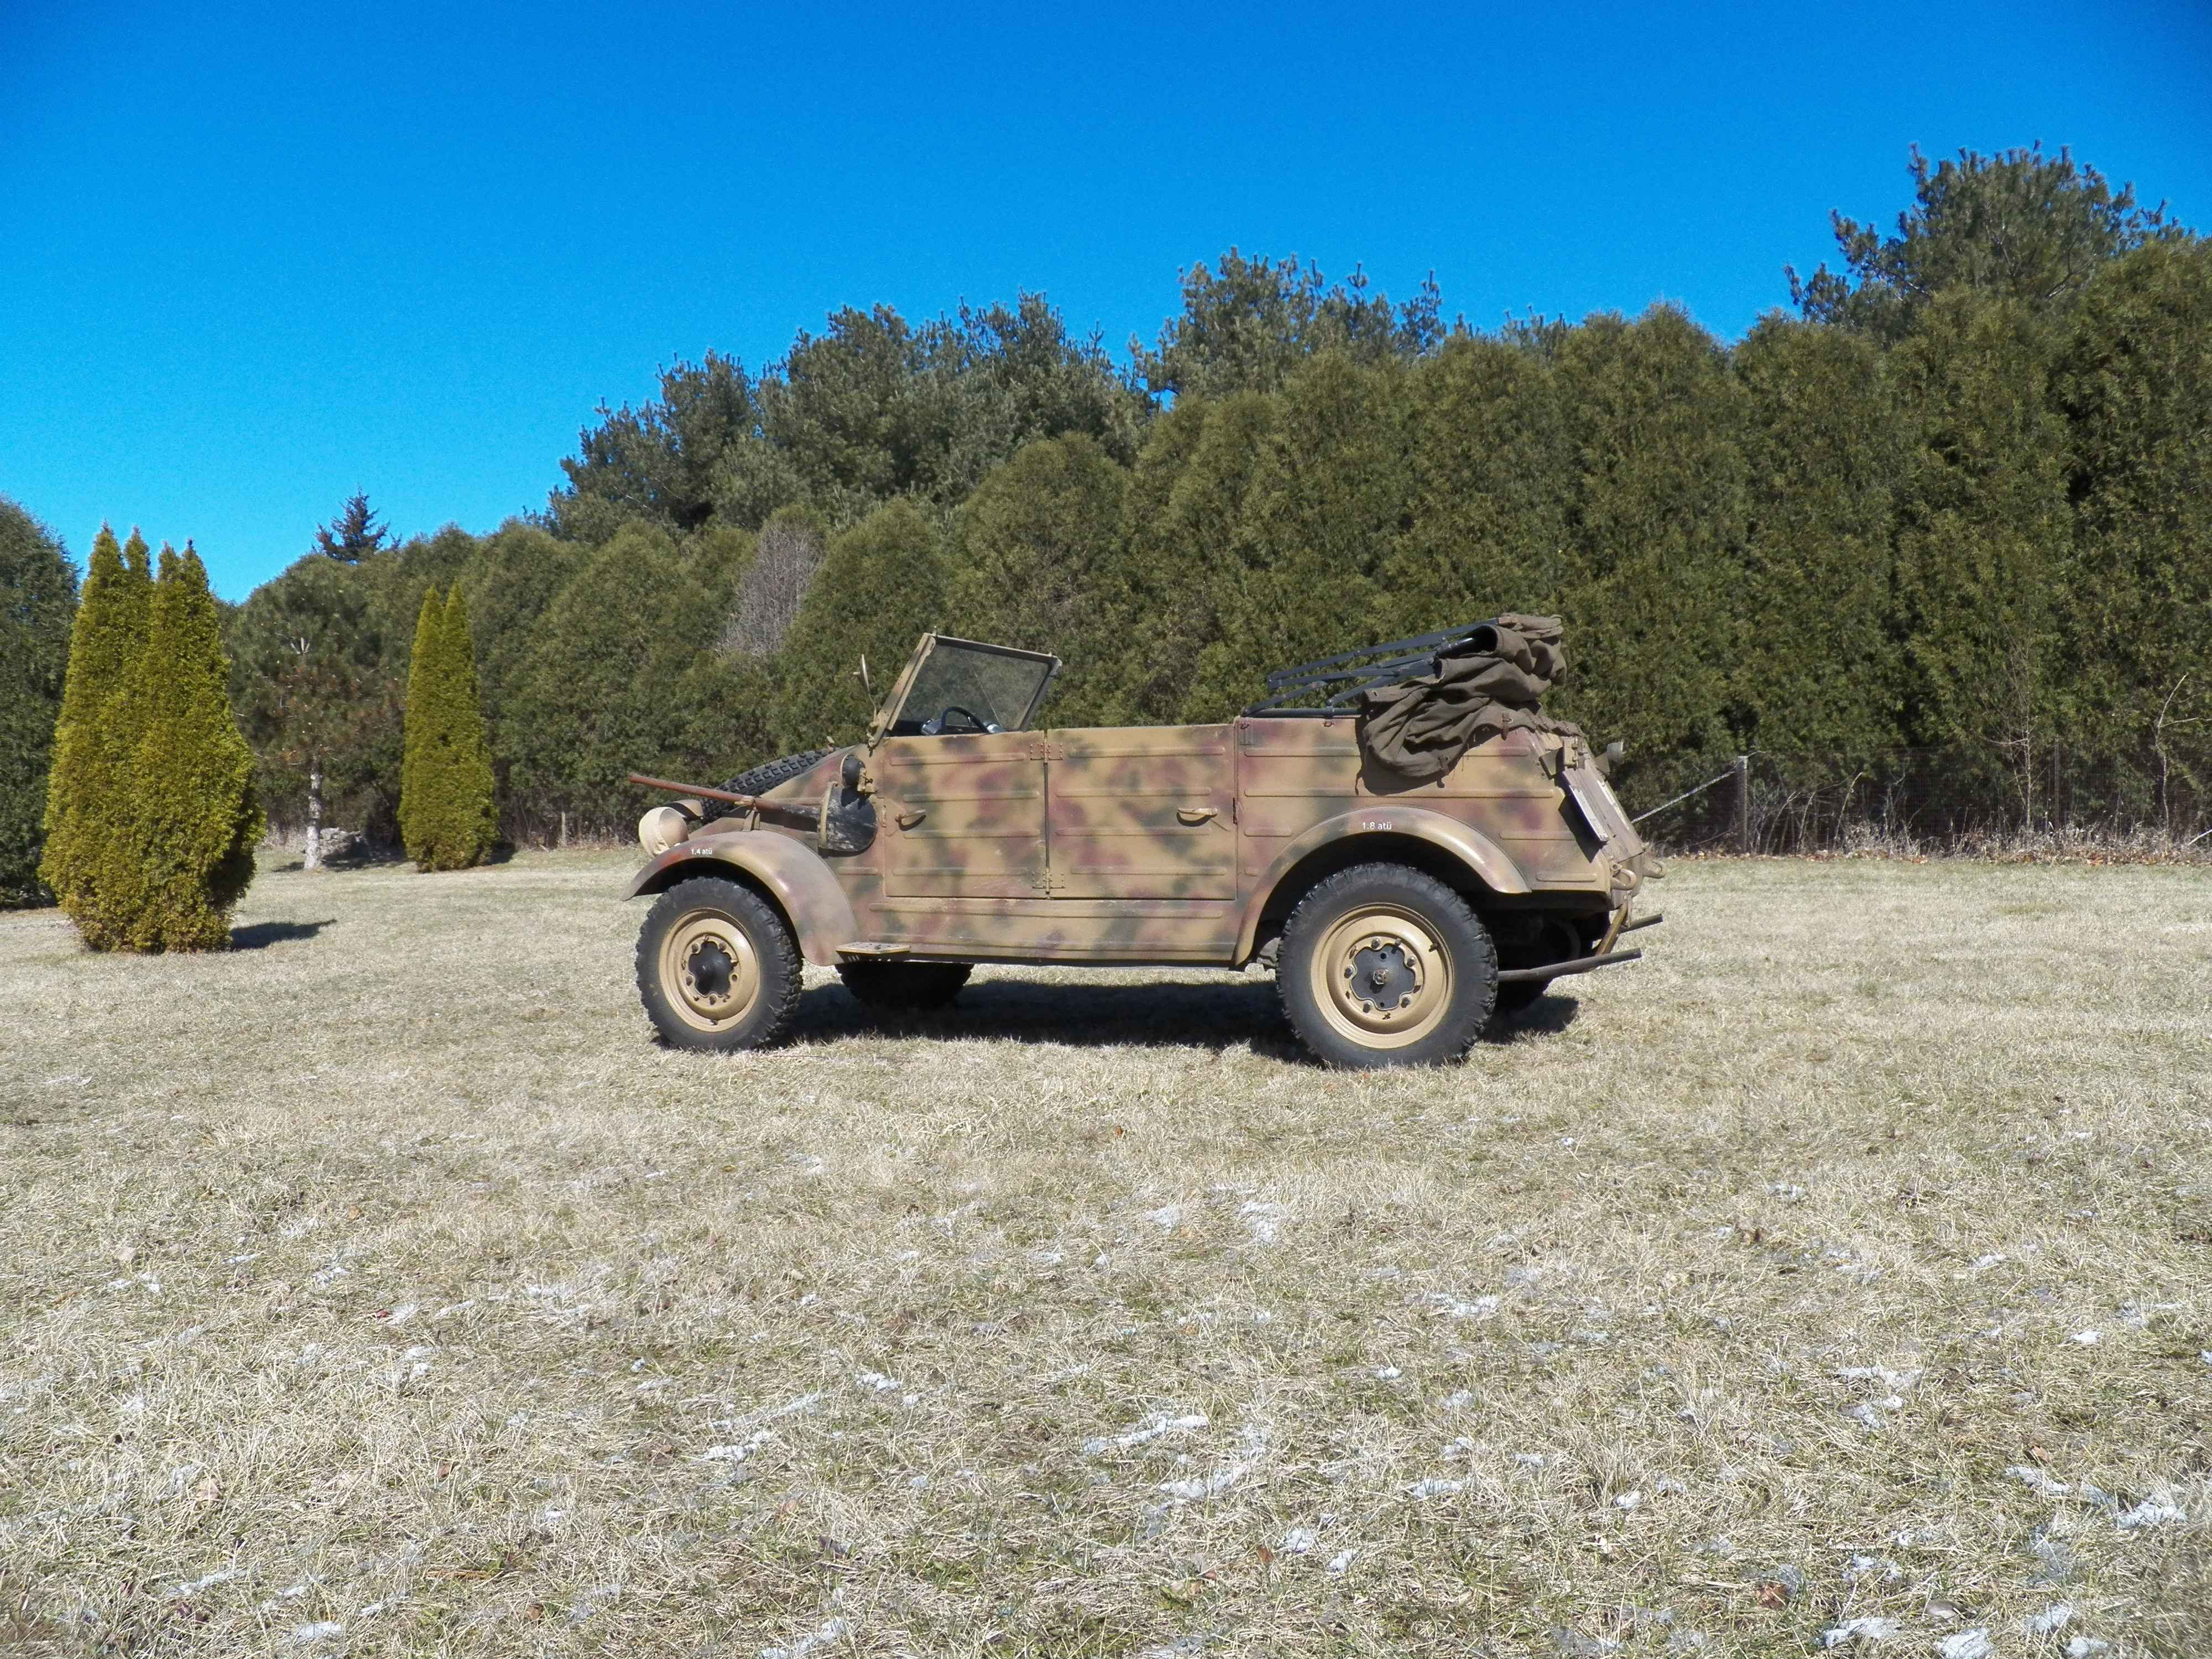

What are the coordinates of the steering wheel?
(920, 704, 997, 735)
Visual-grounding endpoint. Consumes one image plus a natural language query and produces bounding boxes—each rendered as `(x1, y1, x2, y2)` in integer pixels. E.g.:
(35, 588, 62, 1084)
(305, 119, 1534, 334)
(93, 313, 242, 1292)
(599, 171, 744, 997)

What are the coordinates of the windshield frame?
(869, 634, 1061, 742)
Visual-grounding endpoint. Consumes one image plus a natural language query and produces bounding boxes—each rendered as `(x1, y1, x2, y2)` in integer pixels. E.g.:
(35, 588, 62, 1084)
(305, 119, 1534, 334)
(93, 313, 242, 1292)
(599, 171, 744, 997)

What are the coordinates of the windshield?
(884, 636, 1058, 736)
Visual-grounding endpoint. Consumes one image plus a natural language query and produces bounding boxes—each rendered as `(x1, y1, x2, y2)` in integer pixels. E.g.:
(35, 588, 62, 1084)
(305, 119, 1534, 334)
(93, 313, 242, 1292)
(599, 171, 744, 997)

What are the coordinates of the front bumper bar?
(1496, 947, 1644, 985)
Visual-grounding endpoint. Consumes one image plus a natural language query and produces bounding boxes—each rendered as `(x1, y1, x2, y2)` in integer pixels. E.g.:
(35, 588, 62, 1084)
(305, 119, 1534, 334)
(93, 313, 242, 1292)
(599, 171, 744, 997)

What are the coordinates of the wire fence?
(1620, 741, 2212, 855)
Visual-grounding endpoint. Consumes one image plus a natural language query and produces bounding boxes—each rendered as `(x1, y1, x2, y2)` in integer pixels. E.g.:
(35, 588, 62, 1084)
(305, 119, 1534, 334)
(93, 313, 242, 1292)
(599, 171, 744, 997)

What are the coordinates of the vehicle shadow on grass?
(791, 976, 1304, 1058)
(785, 976, 1579, 1058)
(1485, 994, 1583, 1041)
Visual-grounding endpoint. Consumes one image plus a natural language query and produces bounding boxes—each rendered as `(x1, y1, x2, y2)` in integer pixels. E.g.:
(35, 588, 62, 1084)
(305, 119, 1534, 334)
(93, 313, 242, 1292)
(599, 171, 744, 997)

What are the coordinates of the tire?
(837, 959, 972, 1011)
(635, 877, 803, 1051)
(1276, 864, 1496, 1068)
(702, 750, 833, 821)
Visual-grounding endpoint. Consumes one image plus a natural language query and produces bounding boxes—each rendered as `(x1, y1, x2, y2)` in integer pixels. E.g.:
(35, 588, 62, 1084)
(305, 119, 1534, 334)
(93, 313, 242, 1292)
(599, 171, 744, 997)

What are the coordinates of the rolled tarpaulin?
(1358, 614, 1579, 780)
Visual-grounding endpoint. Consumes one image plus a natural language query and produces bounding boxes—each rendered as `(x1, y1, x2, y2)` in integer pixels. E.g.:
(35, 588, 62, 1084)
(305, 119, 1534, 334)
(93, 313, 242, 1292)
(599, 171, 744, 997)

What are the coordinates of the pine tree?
(1889, 290, 2070, 824)
(3, 500, 79, 906)
(944, 432, 1130, 721)
(1548, 306, 1746, 767)
(314, 492, 394, 562)
(41, 527, 154, 944)
(768, 500, 948, 750)
(1730, 316, 1902, 756)
(400, 585, 497, 869)
(1091, 394, 1278, 725)
(100, 544, 262, 950)
(2054, 235, 2212, 827)
(1177, 353, 1415, 721)
(1385, 330, 1572, 639)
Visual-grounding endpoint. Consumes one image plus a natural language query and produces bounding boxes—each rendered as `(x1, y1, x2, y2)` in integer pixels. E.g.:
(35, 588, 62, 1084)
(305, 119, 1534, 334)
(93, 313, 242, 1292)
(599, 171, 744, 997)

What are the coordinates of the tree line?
(3, 143, 2207, 900)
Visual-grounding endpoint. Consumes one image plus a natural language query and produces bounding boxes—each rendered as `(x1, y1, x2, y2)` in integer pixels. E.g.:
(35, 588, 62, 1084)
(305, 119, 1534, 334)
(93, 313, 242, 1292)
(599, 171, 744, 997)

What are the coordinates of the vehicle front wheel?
(837, 959, 972, 1010)
(635, 877, 802, 1051)
(1277, 864, 1496, 1068)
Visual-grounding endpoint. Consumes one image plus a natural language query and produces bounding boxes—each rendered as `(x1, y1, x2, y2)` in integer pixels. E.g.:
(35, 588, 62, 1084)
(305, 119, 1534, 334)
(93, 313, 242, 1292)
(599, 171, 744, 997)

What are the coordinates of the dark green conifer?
(99, 544, 262, 950)
(400, 585, 498, 869)
(945, 432, 1130, 721)
(769, 499, 948, 750)
(3, 499, 79, 906)
(398, 585, 445, 859)
(41, 527, 154, 943)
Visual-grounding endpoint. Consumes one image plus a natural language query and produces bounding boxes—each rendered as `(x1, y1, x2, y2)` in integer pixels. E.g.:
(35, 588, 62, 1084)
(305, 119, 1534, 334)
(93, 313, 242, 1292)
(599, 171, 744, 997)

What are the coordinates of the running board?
(1496, 947, 1642, 984)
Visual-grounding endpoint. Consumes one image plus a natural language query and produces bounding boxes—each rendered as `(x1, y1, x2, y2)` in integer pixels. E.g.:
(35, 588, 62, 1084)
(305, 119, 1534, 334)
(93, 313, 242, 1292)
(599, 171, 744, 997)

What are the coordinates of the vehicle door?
(871, 636, 1059, 900)
(1045, 726, 1236, 900)
(876, 733, 1050, 897)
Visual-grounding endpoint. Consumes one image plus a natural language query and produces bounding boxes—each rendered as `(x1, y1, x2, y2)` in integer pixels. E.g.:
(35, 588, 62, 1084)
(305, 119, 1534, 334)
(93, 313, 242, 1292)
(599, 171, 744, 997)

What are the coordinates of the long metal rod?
(1262, 619, 1490, 688)
(1496, 947, 1643, 985)
(1629, 768, 1739, 825)
(627, 772, 815, 821)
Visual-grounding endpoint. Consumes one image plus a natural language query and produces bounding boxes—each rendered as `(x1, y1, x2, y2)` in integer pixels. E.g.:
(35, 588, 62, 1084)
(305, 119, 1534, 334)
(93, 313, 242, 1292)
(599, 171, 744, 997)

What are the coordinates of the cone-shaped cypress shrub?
(435, 586, 498, 865)
(398, 586, 445, 862)
(104, 544, 262, 950)
(41, 527, 155, 945)
(400, 585, 497, 870)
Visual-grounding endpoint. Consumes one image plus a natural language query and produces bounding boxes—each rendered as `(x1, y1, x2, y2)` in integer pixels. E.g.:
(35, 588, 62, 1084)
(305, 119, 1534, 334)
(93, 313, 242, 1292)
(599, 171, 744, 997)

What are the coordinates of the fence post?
(1735, 754, 1750, 856)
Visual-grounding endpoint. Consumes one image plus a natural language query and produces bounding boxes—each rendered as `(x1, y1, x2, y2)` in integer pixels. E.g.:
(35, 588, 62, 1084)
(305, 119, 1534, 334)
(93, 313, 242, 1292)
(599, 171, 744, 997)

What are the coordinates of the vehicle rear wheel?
(635, 877, 802, 1051)
(837, 959, 972, 1010)
(1277, 864, 1495, 1068)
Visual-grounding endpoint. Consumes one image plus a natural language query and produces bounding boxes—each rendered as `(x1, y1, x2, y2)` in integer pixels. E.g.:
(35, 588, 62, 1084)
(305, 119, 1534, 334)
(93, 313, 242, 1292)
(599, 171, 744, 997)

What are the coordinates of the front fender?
(624, 831, 860, 967)
(1234, 806, 1531, 962)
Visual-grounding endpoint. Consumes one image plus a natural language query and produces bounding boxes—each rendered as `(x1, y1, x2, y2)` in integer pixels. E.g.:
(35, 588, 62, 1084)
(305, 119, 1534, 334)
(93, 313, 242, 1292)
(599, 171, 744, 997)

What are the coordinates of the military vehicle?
(625, 620, 1660, 1068)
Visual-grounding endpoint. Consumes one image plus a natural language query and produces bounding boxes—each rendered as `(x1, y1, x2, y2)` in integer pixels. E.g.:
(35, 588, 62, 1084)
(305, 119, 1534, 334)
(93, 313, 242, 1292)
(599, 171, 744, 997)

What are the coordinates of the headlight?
(638, 806, 691, 857)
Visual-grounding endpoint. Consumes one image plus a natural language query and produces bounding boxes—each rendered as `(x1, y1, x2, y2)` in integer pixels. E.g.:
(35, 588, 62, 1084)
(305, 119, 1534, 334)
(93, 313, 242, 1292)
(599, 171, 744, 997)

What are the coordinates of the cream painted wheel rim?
(660, 910, 761, 1032)
(1308, 904, 1453, 1051)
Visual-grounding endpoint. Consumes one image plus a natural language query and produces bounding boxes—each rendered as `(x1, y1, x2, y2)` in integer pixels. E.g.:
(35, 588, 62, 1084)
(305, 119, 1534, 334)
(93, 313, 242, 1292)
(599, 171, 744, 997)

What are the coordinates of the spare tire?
(702, 749, 833, 821)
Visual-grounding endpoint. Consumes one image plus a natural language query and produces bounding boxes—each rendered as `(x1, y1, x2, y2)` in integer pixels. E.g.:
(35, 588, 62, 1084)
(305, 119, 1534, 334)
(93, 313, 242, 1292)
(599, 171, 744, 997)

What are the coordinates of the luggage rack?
(1241, 619, 1496, 716)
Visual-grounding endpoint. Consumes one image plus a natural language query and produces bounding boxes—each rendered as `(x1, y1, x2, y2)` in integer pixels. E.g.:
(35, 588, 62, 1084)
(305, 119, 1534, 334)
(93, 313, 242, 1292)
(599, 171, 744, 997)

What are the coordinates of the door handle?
(1176, 806, 1219, 825)
(895, 808, 928, 831)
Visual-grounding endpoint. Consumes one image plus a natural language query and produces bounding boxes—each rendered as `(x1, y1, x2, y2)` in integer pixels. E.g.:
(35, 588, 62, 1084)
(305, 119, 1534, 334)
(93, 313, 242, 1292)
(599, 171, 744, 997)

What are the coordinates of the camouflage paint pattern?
(627, 640, 1654, 970)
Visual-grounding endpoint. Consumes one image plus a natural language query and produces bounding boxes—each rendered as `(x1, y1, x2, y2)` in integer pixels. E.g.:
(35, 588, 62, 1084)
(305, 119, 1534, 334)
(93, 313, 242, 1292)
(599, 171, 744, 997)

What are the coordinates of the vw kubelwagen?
(625, 621, 1660, 1068)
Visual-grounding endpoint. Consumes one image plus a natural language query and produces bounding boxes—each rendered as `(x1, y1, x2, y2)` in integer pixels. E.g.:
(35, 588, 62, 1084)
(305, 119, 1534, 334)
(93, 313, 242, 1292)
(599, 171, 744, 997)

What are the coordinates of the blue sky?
(2, 0, 2206, 600)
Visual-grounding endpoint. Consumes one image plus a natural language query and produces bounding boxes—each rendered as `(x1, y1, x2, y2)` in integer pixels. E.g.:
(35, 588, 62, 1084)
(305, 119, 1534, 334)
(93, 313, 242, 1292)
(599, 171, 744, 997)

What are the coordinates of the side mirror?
(841, 750, 865, 790)
(1599, 740, 1625, 776)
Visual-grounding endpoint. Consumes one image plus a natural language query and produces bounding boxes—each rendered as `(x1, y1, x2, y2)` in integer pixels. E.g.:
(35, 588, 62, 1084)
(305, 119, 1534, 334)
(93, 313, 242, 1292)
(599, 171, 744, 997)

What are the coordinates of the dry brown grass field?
(3, 851, 2209, 1658)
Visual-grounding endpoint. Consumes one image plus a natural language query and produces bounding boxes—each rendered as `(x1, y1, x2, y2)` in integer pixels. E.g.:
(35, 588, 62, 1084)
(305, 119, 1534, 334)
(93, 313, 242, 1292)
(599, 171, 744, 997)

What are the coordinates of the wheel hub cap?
(1349, 937, 1421, 1011)
(661, 912, 760, 1030)
(1310, 906, 1453, 1048)
(685, 939, 735, 1003)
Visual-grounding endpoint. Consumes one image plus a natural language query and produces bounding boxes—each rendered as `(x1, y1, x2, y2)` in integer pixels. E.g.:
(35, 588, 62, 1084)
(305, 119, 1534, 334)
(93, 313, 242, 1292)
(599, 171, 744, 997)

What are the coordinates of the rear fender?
(1234, 807, 1530, 962)
(624, 832, 859, 967)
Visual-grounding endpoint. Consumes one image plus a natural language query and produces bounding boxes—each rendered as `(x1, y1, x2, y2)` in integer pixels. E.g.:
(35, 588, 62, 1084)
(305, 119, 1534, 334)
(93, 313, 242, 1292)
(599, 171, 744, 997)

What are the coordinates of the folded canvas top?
(1357, 614, 1582, 781)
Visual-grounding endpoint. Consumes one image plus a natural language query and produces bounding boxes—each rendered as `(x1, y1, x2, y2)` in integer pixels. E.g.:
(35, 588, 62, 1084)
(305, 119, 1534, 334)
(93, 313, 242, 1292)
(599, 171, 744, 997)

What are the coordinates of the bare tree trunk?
(304, 760, 324, 872)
